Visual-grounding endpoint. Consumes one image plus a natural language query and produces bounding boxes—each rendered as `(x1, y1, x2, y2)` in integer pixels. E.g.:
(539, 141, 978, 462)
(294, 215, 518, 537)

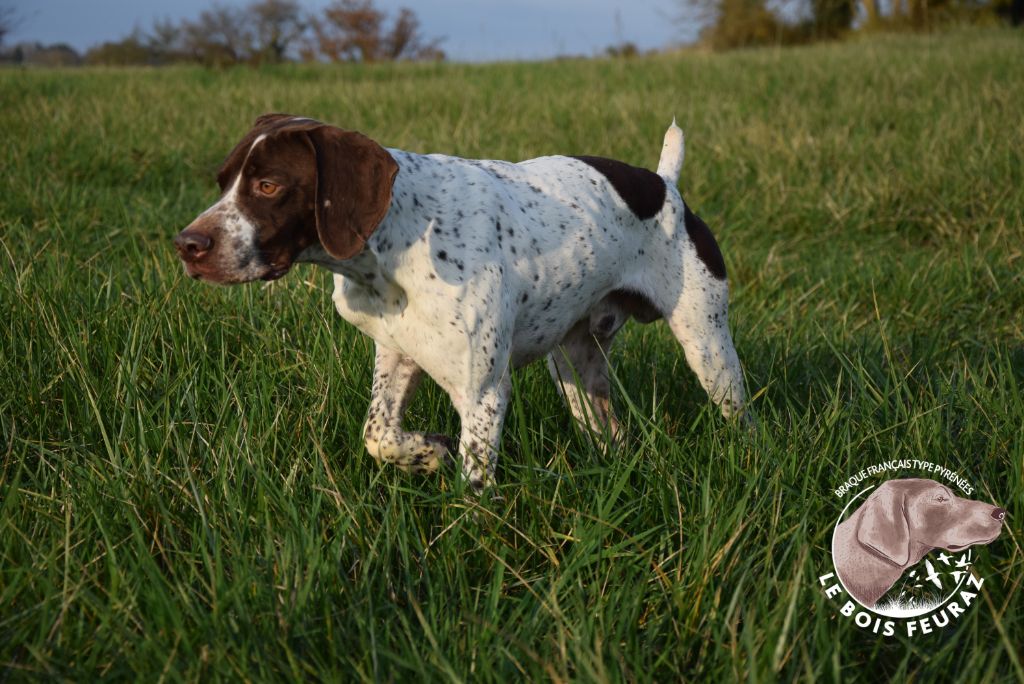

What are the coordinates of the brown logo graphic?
(833, 478, 1004, 608)
(819, 466, 1008, 637)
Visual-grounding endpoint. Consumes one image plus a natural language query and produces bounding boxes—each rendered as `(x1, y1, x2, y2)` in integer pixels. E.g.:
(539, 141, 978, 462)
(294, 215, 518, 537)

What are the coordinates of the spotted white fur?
(179, 119, 750, 491)
(289, 122, 751, 490)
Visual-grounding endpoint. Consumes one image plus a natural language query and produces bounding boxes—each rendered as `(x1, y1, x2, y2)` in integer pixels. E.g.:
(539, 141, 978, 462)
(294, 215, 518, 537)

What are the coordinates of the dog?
(832, 478, 1005, 607)
(174, 113, 751, 491)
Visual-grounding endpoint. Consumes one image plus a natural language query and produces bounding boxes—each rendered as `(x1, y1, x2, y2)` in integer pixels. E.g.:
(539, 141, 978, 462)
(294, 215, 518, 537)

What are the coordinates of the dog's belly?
(499, 220, 652, 366)
(506, 272, 618, 367)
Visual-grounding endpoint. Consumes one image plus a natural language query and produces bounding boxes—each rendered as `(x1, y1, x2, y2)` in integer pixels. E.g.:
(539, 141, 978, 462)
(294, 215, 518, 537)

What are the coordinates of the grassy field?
(1, 27, 1023, 682)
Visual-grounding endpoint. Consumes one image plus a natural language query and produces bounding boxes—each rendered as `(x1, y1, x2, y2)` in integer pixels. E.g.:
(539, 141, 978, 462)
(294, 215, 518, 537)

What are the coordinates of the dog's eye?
(936, 495, 948, 502)
(256, 180, 281, 197)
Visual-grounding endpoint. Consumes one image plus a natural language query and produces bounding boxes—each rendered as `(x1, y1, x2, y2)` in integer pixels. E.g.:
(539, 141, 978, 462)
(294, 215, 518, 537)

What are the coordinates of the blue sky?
(6, 0, 698, 61)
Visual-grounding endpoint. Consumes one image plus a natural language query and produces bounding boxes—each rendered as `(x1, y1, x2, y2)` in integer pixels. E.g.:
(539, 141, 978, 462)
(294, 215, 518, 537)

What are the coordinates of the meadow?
(1, 27, 1022, 681)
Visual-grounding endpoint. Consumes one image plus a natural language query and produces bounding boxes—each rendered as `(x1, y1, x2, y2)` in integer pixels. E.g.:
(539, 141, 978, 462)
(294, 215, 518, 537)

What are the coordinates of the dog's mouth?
(182, 262, 212, 281)
(260, 264, 291, 281)
(180, 256, 291, 284)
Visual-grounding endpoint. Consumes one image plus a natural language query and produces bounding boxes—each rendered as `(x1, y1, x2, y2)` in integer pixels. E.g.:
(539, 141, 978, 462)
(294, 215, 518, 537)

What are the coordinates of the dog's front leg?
(453, 377, 512, 493)
(362, 343, 452, 474)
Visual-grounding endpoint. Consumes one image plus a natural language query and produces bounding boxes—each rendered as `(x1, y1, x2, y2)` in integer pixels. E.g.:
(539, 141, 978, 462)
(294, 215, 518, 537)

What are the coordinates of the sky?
(5, 0, 698, 62)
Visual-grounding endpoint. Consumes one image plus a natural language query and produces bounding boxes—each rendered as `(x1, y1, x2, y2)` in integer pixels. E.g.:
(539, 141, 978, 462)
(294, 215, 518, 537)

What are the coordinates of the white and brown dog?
(174, 114, 750, 491)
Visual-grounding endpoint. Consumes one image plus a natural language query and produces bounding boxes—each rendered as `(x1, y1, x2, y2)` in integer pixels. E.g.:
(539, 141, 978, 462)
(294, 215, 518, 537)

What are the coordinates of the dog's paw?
(392, 434, 454, 474)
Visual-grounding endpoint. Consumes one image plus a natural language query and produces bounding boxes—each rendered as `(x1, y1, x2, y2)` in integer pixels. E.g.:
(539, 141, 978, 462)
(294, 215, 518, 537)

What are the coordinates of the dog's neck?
(297, 243, 381, 283)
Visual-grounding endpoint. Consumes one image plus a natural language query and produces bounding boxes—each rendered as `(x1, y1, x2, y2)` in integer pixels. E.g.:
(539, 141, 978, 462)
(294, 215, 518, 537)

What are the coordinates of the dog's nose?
(991, 507, 1006, 521)
(175, 230, 213, 262)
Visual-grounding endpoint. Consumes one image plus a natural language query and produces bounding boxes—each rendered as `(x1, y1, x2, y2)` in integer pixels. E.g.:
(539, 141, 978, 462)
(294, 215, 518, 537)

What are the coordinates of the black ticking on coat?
(571, 156, 667, 220)
(683, 203, 727, 280)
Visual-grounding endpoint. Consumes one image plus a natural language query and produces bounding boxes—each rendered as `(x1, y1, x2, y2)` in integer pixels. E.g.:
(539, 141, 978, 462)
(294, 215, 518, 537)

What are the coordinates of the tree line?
(21, 0, 444, 67)
(687, 0, 1022, 50)
(88, 0, 443, 66)
(1, 0, 1021, 68)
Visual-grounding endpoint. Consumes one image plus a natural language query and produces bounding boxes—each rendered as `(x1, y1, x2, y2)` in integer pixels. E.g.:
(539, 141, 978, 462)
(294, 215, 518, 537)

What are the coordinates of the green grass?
(1, 26, 1023, 681)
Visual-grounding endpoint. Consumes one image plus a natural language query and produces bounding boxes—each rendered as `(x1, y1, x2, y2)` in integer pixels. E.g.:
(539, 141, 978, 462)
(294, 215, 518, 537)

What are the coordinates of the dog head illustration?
(835, 478, 1005, 607)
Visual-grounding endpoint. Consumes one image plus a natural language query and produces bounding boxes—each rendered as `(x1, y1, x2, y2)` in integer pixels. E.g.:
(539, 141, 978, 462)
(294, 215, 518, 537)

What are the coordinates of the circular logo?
(817, 462, 1005, 638)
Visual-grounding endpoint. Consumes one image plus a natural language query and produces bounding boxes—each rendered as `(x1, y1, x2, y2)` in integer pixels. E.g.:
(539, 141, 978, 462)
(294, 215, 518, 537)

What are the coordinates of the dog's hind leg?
(662, 255, 750, 424)
(546, 300, 626, 447)
(667, 302, 748, 422)
(362, 343, 452, 474)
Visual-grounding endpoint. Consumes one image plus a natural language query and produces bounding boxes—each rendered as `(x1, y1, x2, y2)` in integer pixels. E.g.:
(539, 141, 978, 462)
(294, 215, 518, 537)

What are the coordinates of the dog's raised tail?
(656, 118, 684, 184)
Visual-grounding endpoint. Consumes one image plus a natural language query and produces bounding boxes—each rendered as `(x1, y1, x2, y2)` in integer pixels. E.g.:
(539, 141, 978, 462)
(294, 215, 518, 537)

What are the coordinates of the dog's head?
(857, 478, 1005, 566)
(174, 113, 398, 284)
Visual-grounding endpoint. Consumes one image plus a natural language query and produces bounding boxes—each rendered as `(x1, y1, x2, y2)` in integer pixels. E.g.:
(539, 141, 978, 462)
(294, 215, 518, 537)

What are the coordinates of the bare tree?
(808, 0, 855, 37)
(679, 0, 855, 49)
(148, 2, 304, 66)
(145, 17, 188, 63)
(312, 0, 443, 62)
(182, 4, 254, 66)
(687, 0, 785, 49)
(384, 8, 444, 61)
(0, 4, 22, 46)
(148, 18, 183, 53)
(314, 0, 383, 61)
(861, 0, 881, 25)
(250, 0, 305, 63)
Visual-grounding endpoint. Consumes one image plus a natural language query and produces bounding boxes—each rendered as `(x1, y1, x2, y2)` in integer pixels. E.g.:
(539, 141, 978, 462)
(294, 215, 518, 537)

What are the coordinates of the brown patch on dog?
(230, 126, 320, 275)
(217, 113, 300, 190)
(183, 113, 399, 283)
(309, 126, 399, 260)
(606, 289, 662, 323)
(683, 203, 726, 280)
(223, 113, 398, 262)
(572, 156, 666, 220)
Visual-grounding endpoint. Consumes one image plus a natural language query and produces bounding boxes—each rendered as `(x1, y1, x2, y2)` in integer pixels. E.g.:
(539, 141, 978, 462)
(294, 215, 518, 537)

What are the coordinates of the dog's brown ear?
(306, 126, 399, 261)
(857, 481, 911, 566)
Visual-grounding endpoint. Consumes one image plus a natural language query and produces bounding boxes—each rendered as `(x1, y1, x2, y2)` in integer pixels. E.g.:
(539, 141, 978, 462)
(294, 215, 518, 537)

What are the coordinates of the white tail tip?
(656, 118, 684, 183)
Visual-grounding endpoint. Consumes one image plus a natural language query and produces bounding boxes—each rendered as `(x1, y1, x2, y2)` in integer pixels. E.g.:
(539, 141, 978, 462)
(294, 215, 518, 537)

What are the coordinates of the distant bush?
(85, 35, 158, 66)
(604, 41, 640, 58)
(0, 41, 81, 66)
(700, 0, 793, 49)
